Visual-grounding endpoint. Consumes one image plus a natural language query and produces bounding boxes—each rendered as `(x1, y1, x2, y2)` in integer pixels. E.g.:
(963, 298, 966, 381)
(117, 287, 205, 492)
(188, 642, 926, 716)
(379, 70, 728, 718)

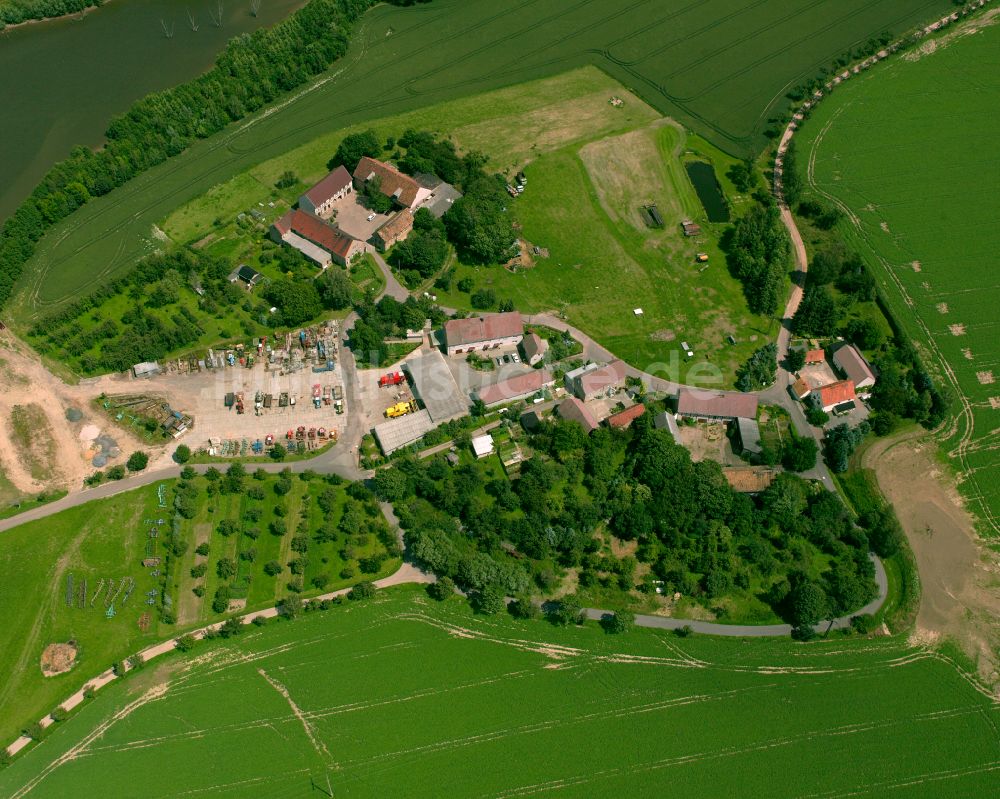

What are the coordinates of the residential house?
(833, 344, 877, 390)
(557, 396, 599, 434)
(270, 209, 368, 267)
(805, 348, 826, 364)
(810, 379, 857, 412)
(565, 360, 627, 402)
(519, 332, 548, 366)
(676, 387, 758, 421)
(372, 209, 413, 252)
(475, 370, 554, 408)
(444, 311, 523, 355)
(353, 157, 432, 210)
(228, 264, 263, 290)
(298, 166, 353, 218)
(606, 403, 646, 429)
(791, 376, 812, 401)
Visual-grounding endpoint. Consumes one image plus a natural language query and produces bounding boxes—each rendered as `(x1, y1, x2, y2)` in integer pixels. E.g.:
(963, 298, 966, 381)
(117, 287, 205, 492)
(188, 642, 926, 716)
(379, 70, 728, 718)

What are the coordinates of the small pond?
(685, 161, 730, 223)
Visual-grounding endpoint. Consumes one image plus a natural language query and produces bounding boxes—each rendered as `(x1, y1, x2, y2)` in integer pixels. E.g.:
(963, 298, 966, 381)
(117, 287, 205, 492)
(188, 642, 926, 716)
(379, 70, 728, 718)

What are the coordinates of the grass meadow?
(9, 0, 951, 327)
(0, 474, 399, 745)
(1, 585, 998, 797)
(797, 19, 1000, 536)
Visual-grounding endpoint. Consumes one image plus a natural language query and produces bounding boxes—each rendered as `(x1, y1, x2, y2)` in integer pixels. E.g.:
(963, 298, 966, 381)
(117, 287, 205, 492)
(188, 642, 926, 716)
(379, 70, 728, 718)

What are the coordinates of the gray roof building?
(403, 350, 469, 422)
(735, 417, 762, 456)
(373, 409, 434, 454)
(653, 411, 682, 445)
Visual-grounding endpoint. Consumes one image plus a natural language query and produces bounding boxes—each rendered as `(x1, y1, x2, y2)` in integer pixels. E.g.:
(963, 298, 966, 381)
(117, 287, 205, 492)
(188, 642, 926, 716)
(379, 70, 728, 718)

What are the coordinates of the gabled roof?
(520, 332, 547, 361)
(833, 344, 876, 386)
(576, 359, 626, 396)
(275, 209, 357, 259)
(445, 311, 523, 347)
(814, 379, 856, 407)
(677, 387, 758, 419)
(805, 348, 825, 363)
(237, 264, 261, 283)
(476, 370, 553, 407)
(353, 156, 422, 207)
(792, 377, 812, 399)
(302, 166, 352, 205)
(374, 209, 413, 242)
(557, 397, 599, 433)
(606, 403, 646, 429)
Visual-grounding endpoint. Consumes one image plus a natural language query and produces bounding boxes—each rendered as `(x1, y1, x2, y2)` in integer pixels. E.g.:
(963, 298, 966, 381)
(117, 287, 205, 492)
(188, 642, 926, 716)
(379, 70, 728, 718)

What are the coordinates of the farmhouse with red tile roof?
(372, 210, 414, 252)
(298, 166, 353, 218)
(444, 312, 523, 355)
(270, 209, 368, 267)
(353, 157, 432, 210)
(606, 403, 646, 429)
(810, 379, 857, 412)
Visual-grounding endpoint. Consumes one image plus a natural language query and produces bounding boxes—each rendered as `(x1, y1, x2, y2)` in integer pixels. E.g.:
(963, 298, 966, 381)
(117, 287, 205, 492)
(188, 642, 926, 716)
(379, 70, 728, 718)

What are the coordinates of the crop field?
(0, 474, 399, 745)
(2, 586, 998, 797)
(797, 18, 1000, 536)
(8, 0, 952, 326)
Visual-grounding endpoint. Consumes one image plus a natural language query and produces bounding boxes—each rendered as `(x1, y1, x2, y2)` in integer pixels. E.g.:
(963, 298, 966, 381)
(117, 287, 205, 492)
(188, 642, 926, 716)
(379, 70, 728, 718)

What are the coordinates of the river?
(0, 0, 303, 222)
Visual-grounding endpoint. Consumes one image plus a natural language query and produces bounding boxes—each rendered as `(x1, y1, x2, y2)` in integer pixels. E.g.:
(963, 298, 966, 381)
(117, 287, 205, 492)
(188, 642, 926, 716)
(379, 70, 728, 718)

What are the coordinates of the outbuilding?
(676, 387, 758, 421)
(298, 165, 353, 218)
(471, 434, 495, 459)
(444, 311, 523, 355)
(833, 344, 877, 390)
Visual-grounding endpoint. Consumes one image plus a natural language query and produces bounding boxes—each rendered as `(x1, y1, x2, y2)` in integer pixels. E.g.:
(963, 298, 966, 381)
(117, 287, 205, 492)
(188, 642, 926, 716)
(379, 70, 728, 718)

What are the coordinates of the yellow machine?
(384, 400, 417, 419)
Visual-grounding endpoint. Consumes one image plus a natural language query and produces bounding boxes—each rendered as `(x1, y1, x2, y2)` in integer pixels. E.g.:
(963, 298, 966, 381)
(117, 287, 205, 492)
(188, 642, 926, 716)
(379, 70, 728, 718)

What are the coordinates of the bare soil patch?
(864, 433, 1000, 684)
(40, 642, 78, 677)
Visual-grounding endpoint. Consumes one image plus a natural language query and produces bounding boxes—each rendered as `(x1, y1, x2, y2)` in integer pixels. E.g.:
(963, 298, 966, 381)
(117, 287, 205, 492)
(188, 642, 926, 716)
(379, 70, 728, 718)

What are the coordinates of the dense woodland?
(723, 198, 791, 316)
(0, 0, 405, 309)
(377, 413, 893, 635)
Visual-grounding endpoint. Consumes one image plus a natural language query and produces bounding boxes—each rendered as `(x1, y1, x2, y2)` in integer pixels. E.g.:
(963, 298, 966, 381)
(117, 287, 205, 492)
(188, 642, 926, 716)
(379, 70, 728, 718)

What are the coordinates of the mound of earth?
(41, 641, 78, 677)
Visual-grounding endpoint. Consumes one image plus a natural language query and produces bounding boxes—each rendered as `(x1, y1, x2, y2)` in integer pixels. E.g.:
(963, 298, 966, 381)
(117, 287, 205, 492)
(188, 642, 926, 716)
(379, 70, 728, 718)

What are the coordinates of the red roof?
(303, 166, 352, 205)
(805, 348, 825, 363)
(375, 209, 413, 243)
(445, 312, 523, 348)
(353, 157, 422, 207)
(814, 380, 856, 407)
(606, 403, 646, 429)
(557, 397, 599, 433)
(476, 370, 553, 407)
(275, 209, 356, 259)
(578, 359, 626, 396)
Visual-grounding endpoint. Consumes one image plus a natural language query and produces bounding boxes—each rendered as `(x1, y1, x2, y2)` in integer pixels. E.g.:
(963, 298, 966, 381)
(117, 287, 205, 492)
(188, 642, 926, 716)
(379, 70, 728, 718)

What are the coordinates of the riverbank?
(0, 0, 106, 32)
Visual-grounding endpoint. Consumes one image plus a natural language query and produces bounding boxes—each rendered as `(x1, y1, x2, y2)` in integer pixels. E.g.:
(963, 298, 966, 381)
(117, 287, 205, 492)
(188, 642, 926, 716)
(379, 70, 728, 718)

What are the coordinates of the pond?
(684, 160, 730, 223)
(0, 0, 303, 222)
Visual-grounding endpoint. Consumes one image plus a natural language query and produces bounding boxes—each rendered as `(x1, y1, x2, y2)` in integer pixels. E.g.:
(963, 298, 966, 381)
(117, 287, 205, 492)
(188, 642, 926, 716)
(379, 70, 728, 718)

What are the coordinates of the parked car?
(511, 353, 521, 363)
(495, 356, 503, 366)
(366, 213, 376, 222)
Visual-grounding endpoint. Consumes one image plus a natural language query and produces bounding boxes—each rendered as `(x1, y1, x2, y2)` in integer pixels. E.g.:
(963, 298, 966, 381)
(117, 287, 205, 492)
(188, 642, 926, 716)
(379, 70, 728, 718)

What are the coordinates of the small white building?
(471, 433, 495, 459)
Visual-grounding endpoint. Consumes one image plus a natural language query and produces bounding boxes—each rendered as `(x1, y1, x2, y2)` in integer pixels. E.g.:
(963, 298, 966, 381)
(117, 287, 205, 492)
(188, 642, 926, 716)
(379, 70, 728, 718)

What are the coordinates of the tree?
(785, 348, 806, 373)
(265, 280, 321, 326)
(426, 576, 455, 601)
(507, 595, 540, 619)
(348, 581, 376, 601)
(735, 344, 778, 391)
(277, 593, 303, 619)
(264, 560, 283, 577)
(471, 288, 497, 310)
(270, 443, 287, 461)
(471, 584, 506, 615)
(373, 467, 408, 501)
(175, 634, 197, 653)
(212, 585, 231, 613)
(845, 317, 884, 350)
(107, 464, 126, 480)
(126, 451, 149, 472)
(791, 284, 840, 336)
(602, 609, 635, 634)
(216, 557, 236, 580)
(392, 228, 449, 278)
(782, 437, 818, 472)
(788, 578, 827, 628)
(805, 407, 829, 426)
(275, 170, 298, 189)
(727, 158, 757, 192)
(548, 594, 584, 626)
(317, 268, 354, 310)
(724, 201, 790, 316)
(443, 174, 516, 264)
(331, 129, 381, 171)
(173, 444, 191, 464)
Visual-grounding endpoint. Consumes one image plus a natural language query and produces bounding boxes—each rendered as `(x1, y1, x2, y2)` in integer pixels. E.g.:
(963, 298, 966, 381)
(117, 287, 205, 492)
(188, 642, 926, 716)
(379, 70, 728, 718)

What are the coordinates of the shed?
(132, 362, 161, 379)
(735, 417, 762, 456)
(471, 434, 495, 459)
(606, 403, 646, 429)
(653, 411, 682, 445)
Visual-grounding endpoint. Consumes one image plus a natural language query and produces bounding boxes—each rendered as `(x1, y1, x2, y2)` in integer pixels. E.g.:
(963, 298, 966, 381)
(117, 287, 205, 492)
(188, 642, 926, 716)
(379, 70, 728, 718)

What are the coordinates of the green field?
(0, 473, 399, 745)
(796, 19, 1000, 536)
(8, 0, 952, 327)
(2, 585, 998, 797)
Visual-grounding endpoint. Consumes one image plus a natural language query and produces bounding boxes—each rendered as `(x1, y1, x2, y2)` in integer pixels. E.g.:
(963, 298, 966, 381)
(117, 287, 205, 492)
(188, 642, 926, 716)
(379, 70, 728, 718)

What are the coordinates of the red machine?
(378, 372, 405, 388)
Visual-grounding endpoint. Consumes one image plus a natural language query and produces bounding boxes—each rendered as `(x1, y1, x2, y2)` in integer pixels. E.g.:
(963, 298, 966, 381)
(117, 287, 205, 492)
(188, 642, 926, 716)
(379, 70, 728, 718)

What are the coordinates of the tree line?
(374, 411, 885, 635)
(0, 0, 414, 310)
(723, 196, 791, 316)
(0, 0, 98, 28)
